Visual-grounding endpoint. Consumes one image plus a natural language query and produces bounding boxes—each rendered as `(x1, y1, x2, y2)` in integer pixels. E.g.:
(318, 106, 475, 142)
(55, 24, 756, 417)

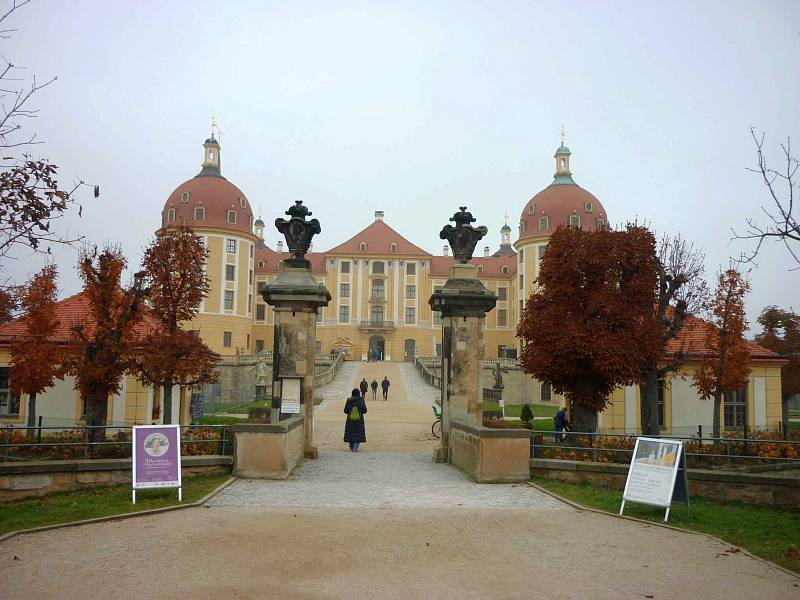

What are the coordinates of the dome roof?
(161, 175, 254, 235)
(254, 217, 265, 227)
(518, 182, 607, 242)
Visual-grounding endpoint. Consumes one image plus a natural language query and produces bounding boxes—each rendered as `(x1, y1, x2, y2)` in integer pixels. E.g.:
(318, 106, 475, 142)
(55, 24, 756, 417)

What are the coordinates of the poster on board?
(281, 378, 301, 414)
(620, 437, 688, 522)
(132, 424, 182, 504)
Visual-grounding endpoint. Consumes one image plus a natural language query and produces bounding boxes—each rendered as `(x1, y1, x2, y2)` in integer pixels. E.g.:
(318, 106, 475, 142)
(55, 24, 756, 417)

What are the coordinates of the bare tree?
(639, 233, 707, 436)
(733, 128, 799, 266)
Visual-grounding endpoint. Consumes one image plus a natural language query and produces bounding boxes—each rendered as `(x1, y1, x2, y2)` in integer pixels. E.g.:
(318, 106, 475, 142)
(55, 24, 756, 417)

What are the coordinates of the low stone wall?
(231, 417, 304, 479)
(450, 420, 532, 483)
(0, 455, 232, 502)
(531, 458, 800, 508)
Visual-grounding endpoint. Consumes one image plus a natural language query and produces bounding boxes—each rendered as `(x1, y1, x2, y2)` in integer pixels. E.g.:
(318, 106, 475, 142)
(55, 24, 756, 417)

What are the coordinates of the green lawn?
(532, 477, 800, 573)
(0, 474, 230, 536)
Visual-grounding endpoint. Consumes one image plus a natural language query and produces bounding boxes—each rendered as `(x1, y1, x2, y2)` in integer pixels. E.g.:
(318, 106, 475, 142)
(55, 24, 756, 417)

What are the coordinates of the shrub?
(520, 404, 533, 423)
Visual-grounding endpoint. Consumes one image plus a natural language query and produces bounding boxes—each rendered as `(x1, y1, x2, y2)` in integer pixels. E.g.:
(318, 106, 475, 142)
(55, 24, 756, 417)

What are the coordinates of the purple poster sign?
(132, 425, 182, 501)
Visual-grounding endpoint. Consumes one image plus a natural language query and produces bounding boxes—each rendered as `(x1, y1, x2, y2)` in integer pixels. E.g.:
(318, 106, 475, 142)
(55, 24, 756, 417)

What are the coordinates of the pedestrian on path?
(344, 388, 367, 452)
(370, 379, 378, 401)
(359, 378, 369, 398)
(554, 407, 568, 443)
(381, 376, 390, 401)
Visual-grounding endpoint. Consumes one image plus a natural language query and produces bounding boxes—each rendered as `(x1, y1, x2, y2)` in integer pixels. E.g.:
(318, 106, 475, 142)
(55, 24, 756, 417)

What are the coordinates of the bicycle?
(431, 404, 442, 439)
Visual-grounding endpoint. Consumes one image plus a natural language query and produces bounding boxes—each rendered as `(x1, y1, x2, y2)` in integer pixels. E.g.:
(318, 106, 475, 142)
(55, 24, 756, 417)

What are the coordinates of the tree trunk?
(640, 367, 660, 436)
(712, 389, 722, 439)
(162, 383, 172, 425)
(570, 403, 598, 434)
(26, 392, 37, 441)
(85, 389, 109, 444)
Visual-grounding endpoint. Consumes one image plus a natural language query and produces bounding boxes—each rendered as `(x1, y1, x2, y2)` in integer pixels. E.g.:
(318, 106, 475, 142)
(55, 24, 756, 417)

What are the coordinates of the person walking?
(370, 379, 378, 401)
(554, 407, 568, 443)
(343, 388, 367, 452)
(381, 376, 390, 401)
(359, 378, 369, 399)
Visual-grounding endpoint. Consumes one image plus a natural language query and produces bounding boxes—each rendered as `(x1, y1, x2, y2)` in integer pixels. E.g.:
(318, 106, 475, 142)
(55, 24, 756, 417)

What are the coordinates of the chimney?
(374, 210, 384, 222)
(277, 241, 284, 253)
(443, 245, 449, 256)
(484, 246, 490, 257)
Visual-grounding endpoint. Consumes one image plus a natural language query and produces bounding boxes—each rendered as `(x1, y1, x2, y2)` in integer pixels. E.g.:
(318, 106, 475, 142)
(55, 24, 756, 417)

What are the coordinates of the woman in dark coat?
(343, 388, 367, 452)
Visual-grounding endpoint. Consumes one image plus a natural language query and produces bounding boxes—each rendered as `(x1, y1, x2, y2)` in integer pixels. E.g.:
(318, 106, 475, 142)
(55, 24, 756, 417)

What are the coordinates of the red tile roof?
(0, 292, 163, 345)
(666, 314, 784, 363)
(430, 255, 517, 278)
(325, 220, 431, 256)
(254, 246, 327, 274)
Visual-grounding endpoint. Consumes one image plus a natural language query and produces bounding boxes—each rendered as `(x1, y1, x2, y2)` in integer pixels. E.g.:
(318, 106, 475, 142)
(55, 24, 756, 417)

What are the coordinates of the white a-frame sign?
(620, 437, 689, 522)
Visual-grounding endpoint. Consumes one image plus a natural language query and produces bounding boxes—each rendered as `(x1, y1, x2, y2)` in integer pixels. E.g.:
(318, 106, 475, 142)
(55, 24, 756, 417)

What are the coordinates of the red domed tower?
(159, 130, 258, 355)
(513, 131, 608, 326)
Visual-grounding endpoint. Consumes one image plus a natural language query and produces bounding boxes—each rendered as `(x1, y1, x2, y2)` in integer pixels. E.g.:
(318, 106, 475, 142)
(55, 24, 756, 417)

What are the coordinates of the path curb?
(0, 477, 237, 545)
(526, 480, 800, 579)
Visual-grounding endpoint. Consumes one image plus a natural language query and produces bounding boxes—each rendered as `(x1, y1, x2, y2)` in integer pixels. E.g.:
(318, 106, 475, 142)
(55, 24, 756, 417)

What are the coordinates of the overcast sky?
(4, 0, 799, 331)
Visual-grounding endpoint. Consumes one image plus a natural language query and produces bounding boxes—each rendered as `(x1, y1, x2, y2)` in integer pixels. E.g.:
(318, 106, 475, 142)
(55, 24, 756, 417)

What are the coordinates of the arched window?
(390, 242, 398, 253)
(258, 260, 265, 269)
(501, 266, 508, 274)
(167, 208, 176, 222)
(228, 210, 237, 224)
(359, 242, 367, 252)
(194, 207, 205, 221)
(529, 205, 535, 215)
(539, 216, 549, 231)
(181, 191, 190, 203)
(569, 215, 580, 228)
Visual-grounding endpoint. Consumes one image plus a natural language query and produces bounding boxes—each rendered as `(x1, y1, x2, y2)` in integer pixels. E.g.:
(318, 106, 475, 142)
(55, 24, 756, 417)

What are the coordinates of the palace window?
(224, 290, 234, 310)
(538, 245, 547, 261)
(541, 383, 552, 402)
(405, 307, 415, 324)
(227, 210, 237, 224)
(341, 261, 350, 273)
(724, 387, 747, 429)
(477, 265, 483, 274)
(239, 197, 247, 208)
(194, 207, 205, 221)
(316, 309, 323, 323)
(596, 218, 606, 230)
(167, 208, 176, 222)
(340, 283, 350, 297)
(405, 285, 416, 299)
(391, 243, 398, 253)
(569, 214, 580, 228)
(223, 331, 232, 347)
(225, 265, 235, 281)
(256, 304, 265, 321)
(0, 367, 19, 416)
(501, 266, 508, 274)
(255, 339, 264, 353)
(359, 242, 367, 252)
(181, 191, 190, 203)
(518, 248, 524, 263)
(372, 261, 385, 274)
(584, 201, 593, 213)
(371, 279, 385, 299)
(339, 306, 350, 323)
(258, 260, 265, 269)
(539, 216, 549, 231)
(433, 311, 442, 326)
(497, 309, 507, 327)
(498, 287, 507, 301)
(226, 239, 236, 253)
(406, 262, 416, 275)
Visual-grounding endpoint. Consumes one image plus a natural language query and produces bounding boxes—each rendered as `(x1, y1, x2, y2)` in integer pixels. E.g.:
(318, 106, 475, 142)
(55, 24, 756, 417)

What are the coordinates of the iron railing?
(358, 320, 396, 329)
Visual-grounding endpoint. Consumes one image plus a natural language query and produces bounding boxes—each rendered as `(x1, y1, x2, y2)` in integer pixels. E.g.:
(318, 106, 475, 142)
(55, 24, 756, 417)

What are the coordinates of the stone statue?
(439, 206, 488, 264)
(274, 200, 321, 267)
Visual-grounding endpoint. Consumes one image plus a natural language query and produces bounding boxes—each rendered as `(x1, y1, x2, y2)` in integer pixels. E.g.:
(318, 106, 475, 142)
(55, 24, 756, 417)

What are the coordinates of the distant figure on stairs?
(381, 376, 390, 401)
(370, 379, 378, 401)
(359, 378, 369, 398)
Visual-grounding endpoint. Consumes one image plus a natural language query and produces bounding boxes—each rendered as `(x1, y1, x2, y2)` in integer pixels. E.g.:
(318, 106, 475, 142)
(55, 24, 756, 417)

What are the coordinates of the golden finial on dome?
(211, 115, 218, 139)
(560, 125, 566, 147)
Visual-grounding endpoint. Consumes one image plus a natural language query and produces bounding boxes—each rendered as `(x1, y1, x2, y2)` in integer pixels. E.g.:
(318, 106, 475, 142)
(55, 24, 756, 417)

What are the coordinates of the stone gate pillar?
(429, 207, 496, 463)
(263, 201, 331, 459)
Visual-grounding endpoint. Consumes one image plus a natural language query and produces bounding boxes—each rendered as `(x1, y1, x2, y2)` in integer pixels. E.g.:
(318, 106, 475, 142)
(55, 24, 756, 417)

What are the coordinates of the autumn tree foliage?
(639, 234, 707, 435)
(693, 269, 751, 438)
(10, 264, 61, 438)
(135, 226, 218, 424)
(65, 247, 147, 440)
(517, 225, 663, 433)
(755, 306, 800, 436)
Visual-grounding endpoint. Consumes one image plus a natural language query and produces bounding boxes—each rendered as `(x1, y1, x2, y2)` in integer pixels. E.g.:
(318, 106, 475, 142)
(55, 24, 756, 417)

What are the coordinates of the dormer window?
(584, 201, 593, 213)
(477, 265, 484, 274)
(167, 208, 176, 222)
(181, 192, 190, 203)
(501, 266, 508, 274)
(249, 216, 254, 228)
(569, 214, 580, 228)
(528, 205, 535, 215)
(240, 197, 247, 208)
(519, 220, 525, 235)
(391, 242, 398, 253)
(539, 216, 549, 231)
(596, 218, 605, 230)
(194, 207, 205, 221)
(258, 260, 265, 269)
(359, 242, 367, 252)
(228, 210, 237, 224)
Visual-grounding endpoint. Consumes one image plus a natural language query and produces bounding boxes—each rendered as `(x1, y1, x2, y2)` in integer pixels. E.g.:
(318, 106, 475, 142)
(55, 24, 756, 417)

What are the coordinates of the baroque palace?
(0, 130, 786, 433)
(163, 131, 605, 363)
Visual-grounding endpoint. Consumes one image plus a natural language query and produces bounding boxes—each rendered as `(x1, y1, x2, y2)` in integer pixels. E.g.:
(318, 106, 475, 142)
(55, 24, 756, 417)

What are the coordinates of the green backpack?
(349, 402, 361, 421)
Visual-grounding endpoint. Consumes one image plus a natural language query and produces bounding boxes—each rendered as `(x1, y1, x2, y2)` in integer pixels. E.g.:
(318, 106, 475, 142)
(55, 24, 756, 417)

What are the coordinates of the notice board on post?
(281, 378, 301, 415)
(132, 424, 182, 504)
(620, 437, 688, 522)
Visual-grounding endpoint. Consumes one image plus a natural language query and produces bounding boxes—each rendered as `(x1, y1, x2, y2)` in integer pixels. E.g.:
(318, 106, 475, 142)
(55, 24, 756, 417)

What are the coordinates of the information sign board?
(132, 424, 182, 504)
(281, 378, 301, 414)
(620, 437, 688, 522)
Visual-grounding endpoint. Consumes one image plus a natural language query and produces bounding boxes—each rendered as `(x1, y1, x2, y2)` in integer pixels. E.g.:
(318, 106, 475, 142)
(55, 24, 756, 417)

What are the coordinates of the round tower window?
(240, 197, 247, 208)
(181, 192, 190, 203)
(584, 201, 593, 213)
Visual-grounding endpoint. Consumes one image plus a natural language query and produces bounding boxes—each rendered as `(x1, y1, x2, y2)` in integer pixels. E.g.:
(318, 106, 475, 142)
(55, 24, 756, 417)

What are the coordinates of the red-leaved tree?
(754, 306, 800, 436)
(65, 247, 147, 440)
(517, 225, 663, 433)
(135, 226, 218, 423)
(693, 269, 751, 438)
(10, 265, 61, 439)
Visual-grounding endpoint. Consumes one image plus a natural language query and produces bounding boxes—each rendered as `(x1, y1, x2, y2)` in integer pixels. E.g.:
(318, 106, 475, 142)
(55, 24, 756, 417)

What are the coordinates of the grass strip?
(531, 476, 800, 573)
(0, 474, 230, 536)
